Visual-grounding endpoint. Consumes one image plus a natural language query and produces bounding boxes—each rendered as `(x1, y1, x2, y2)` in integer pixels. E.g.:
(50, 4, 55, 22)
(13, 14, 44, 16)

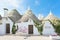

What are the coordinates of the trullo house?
(0, 8, 60, 36)
(0, 8, 22, 35)
(16, 8, 40, 35)
(0, 8, 40, 35)
(42, 11, 59, 36)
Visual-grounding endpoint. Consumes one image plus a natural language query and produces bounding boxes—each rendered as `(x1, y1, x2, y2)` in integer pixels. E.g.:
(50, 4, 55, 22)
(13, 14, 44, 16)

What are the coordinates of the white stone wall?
(16, 19, 40, 35)
(5, 18, 13, 34)
(0, 23, 6, 35)
(42, 21, 57, 35)
(0, 17, 13, 35)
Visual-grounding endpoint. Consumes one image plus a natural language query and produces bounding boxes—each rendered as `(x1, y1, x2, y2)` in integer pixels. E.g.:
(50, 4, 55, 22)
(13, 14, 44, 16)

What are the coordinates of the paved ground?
(0, 35, 52, 40)
(0, 35, 60, 40)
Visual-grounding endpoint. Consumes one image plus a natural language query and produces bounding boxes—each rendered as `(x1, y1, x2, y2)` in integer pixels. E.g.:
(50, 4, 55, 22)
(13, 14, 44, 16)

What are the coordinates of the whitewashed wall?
(42, 21, 57, 35)
(0, 23, 6, 35)
(0, 17, 13, 35)
(5, 17, 13, 34)
(16, 19, 40, 35)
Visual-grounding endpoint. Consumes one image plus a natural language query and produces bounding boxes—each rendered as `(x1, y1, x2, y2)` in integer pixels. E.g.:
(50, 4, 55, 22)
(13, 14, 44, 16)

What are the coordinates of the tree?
(48, 19, 60, 35)
(33, 20, 43, 35)
(12, 23, 18, 34)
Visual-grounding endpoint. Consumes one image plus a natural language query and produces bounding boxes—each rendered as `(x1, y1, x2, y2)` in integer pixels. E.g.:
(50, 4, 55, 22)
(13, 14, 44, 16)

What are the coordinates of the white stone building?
(0, 8, 40, 35)
(0, 8, 59, 36)
(16, 8, 40, 35)
(0, 8, 22, 35)
(42, 11, 59, 36)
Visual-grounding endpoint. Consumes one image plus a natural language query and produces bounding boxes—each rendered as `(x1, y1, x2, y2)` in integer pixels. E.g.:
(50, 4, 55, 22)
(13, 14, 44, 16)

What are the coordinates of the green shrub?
(49, 20, 60, 35)
(33, 20, 43, 35)
(12, 23, 18, 34)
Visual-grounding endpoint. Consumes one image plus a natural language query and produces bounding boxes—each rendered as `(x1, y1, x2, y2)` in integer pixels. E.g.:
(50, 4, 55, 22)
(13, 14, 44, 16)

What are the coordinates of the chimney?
(3, 8, 8, 17)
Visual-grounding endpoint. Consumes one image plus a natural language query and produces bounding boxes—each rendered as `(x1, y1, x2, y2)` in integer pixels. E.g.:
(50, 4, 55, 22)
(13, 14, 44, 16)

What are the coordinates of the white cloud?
(0, 0, 21, 8)
(0, 0, 26, 16)
(7, 0, 20, 8)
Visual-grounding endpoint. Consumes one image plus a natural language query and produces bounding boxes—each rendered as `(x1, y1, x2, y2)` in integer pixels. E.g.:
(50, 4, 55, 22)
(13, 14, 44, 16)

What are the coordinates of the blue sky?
(0, 0, 60, 18)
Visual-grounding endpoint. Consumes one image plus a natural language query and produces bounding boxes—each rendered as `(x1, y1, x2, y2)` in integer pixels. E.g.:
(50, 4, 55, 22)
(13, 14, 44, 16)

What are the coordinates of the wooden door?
(6, 24, 10, 34)
(28, 25, 33, 34)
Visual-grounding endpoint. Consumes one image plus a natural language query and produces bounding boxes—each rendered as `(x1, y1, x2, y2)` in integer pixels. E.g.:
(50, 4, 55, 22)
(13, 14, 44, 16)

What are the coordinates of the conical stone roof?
(44, 11, 59, 20)
(8, 9, 22, 22)
(17, 8, 40, 23)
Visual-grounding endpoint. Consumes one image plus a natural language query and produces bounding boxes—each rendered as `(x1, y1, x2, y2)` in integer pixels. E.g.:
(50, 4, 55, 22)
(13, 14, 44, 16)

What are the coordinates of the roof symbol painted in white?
(27, 6, 31, 10)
